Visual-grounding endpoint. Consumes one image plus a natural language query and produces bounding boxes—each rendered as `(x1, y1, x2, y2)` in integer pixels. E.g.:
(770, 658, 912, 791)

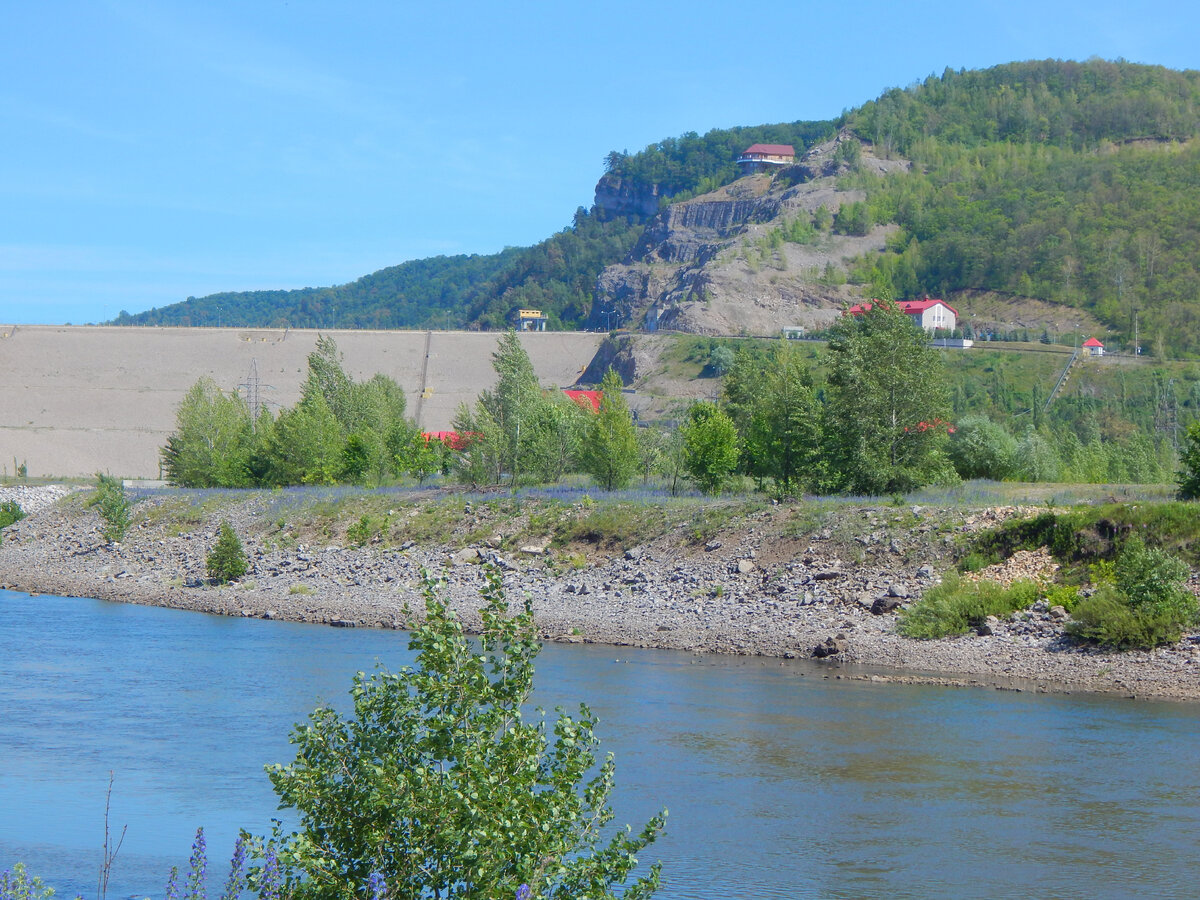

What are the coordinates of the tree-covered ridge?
(850, 59, 1200, 155)
(113, 211, 641, 331)
(848, 133, 1200, 354)
(602, 120, 837, 204)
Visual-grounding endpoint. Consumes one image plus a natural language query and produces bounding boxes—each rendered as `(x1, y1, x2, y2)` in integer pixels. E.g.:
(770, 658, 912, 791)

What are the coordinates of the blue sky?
(3, 0, 1198, 324)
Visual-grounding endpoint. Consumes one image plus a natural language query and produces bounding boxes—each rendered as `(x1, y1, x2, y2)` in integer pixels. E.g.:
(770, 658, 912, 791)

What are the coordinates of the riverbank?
(2, 484, 1199, 702)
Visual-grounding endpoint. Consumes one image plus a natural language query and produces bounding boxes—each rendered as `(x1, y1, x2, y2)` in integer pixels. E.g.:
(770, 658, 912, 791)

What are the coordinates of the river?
(2, 589, 1199, 899)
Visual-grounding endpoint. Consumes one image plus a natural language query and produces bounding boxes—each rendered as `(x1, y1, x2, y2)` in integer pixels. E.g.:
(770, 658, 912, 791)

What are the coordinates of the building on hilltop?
(736, 143, 796, 175)
(846, 297, 958, 332)
(1083, 337, 1105, 357)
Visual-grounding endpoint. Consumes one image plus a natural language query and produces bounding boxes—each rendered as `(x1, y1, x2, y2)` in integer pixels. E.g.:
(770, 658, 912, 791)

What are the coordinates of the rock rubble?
(1, 486, 1199, 702)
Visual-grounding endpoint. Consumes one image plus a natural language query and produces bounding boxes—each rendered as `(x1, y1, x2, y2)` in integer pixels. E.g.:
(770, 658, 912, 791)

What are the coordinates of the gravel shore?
(3, 484, 1199, 703)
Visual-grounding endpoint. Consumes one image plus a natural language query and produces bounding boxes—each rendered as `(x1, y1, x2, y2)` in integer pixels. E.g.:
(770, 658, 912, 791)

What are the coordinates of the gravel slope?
(2, 485, 1199, 703)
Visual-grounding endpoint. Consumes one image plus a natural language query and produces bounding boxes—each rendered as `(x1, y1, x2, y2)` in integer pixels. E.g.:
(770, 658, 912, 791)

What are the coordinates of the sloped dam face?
(0, 326, 605, 479)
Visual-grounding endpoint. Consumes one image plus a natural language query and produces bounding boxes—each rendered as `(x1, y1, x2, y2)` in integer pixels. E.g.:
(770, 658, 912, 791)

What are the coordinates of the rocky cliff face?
(590, 133, 909, 335)
(593, 173, 661, 221)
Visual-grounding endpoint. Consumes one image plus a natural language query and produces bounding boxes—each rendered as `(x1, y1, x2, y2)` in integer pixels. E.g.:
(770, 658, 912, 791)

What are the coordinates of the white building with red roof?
(736, 143, 796, 174)
(846, 297, 958, 332)
(1083, 337, 1104, 357)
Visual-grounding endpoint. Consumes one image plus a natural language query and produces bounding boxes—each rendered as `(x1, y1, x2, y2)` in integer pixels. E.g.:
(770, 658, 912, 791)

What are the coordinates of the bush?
(0, 500, 24, 530)
(92, 473, 131, 543)
(0, 863, 54, 900)
(1067, 586, 1191, 650)
(899, 573, 1040, 639)
(206, 521, 248, 584)
(1067, 538, 1198, 650)
(0, 500, 25, 546)
(264, 565, 665, 900)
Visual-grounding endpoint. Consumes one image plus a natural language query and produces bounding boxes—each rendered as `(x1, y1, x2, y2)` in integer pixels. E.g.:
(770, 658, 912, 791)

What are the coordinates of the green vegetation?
(899, 573, 1041, 639)
(92, 474, 131, 543)
(0, 500, 25, 533)
(681, 401, 740, 495)
(1177, 421, 1200, 499)
(206, 521, 248, 584)
(580, 369, 640, 491)
(164, 337, 416, 488)
(1067, 537, 1198, 649)
(0, 863, 54, 900)
(264, 566, 665, 899)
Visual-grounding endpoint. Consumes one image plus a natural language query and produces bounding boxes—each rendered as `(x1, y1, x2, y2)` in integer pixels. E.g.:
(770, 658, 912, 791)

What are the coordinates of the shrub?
(207, 521, 248, 584)
(263, 565, 665, 899)
(1067, 538, 1198, 650)
(0, 500, 24, 530)
(1067, 586, 1191, 650)
(346, 514, 375, 547)
(93, 473, 131, 543)
(899, 573, 1040, 639)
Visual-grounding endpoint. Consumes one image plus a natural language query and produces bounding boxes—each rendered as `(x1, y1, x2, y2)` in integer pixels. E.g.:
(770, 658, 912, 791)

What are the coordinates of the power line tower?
(238, 359, 276, 429)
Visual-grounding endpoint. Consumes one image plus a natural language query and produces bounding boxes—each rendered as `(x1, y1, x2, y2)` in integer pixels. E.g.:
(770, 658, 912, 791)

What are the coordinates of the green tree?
(401, 433, 445, 486)
(1177, 421, 1200, 499)
(264, 394, 346, 485)
(93, 473, 131, 543)
(581, 369, 639, 491)
(725, 341, 823, 494)
(161, 378, 254, 487)
(825, 298, 955, 494)
(207, 521, 248, 584)
(948, 415, 1018, 480)
(681, 401, 739, 495)
(266, 567, 666, 900)
(478, 331, 543, 485)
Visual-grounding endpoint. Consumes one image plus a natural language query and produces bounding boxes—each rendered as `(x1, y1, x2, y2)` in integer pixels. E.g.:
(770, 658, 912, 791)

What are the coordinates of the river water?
(2, 589, 1199, 899)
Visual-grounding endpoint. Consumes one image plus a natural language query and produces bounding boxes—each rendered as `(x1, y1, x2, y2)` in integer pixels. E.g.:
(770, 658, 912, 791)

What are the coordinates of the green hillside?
(113, 60, 1200, 354)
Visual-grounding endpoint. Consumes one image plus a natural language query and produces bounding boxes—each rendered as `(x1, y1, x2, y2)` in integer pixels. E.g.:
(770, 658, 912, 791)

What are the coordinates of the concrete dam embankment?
(0, 325, 605, 479)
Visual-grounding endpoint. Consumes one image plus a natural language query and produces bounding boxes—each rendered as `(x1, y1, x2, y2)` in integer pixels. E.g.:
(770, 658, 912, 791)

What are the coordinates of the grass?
(898, 573, 1041, 639)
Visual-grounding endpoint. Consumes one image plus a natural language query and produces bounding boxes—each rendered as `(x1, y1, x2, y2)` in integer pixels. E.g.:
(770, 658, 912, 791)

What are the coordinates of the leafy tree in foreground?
(581, 368, 639, 491)
(265, 566, 666, 900)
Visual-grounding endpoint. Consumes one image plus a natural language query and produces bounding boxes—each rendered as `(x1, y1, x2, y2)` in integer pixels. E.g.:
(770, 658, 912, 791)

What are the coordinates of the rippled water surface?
(2, 589, 1199, 899)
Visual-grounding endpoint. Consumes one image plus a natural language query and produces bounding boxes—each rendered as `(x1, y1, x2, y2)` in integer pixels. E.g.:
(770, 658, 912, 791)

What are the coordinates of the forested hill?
(841, 60, 1200, 355)
(110, 121, 837, 332)
(114, 60, 1200, 354)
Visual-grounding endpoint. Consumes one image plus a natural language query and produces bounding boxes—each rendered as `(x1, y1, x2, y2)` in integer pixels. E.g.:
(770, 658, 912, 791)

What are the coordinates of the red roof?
(1082, 338, 1104, 347)
(741, 143, 795, 157)
(847, 297, 959, 317)
(564, 389, 602, 413)
(422, 431, 480, 451)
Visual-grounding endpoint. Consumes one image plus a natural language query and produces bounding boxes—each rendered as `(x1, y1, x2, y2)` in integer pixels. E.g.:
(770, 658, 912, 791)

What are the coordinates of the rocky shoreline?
(2, 485, 1199, 703)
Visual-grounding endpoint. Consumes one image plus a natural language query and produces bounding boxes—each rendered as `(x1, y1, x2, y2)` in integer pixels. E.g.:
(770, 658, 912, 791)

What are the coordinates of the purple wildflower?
(516, 885, 531, 900)
(259, 845, 281, 900)
(219, 836, 248, 900)
(185, 828, 207, 900)
(366, 872, 386, 900)
(164, 866, 180, 900)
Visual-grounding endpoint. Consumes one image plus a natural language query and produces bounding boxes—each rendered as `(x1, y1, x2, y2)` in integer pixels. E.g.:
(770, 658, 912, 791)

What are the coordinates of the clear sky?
(3, 0, 1198, 325)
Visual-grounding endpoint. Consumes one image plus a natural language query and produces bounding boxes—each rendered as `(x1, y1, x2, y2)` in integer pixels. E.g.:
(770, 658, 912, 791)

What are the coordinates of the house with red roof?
(846, 297, 958, 333)
(1082, 337, 1104, 357)
(736, 143, 796, 174)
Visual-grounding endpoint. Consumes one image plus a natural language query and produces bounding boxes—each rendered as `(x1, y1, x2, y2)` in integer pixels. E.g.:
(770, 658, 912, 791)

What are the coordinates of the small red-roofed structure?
(563, 389, 602, 413)
(1083, 337, 1105, 357)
